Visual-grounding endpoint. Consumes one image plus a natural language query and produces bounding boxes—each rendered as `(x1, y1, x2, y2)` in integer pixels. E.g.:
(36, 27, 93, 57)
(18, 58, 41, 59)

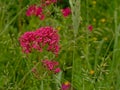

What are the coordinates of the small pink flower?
(35, 6, 43, 16)
(61, 7, 71, 17)
(54, 68, 61, 73)
(26, 5, 37, 16)
(19, 31, 36, 53)
(42, 59, 61, 74)
(61, 81, 71, 90)
(26, 5, 45, 20)
(42, 60, 58, 70)
(41, 0, 57, 6)
(39, 14, 45, 20)
(88, 25, 93, 31)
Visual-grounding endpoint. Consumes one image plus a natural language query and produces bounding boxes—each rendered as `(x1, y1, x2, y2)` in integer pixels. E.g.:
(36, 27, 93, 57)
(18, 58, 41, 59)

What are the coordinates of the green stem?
(69, 0, 80, 89)
(86, 0, 91, 70)
(112, 0, 120, 89)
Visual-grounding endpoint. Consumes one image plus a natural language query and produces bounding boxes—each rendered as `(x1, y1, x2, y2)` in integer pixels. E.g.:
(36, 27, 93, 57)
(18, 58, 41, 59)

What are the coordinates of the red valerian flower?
(41, 0, 57, 6)
(19, 31, 36, 53)
(42, 59, 61, 73)
(38, 14, 45, 20)
(35, 6, 43, 16)
(19, 26, 60, 55)
(61, 81, 71, 90)
(54, 67, 61, 73)
(88, 25, 93, 31)
(26, 5, 37, 16)
(26, 5, 44, 20)
(61, 7, 71, 17)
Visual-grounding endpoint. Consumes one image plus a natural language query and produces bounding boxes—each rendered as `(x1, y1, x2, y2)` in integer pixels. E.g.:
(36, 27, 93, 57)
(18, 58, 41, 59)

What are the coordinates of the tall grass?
(69, 0, 81, 89)
(0, 0, 120, 90)
(112, 0, 120, 89)
(69, 0, 120, 90)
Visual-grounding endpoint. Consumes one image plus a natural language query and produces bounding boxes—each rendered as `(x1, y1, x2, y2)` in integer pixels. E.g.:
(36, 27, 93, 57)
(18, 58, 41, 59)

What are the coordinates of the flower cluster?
(61, 7, 71, 17)
(88, 25, 93, 31)
(41, 0, 57, 6)
(26, 5, 44, 20)
(26, 2, 71, 20)
(61, 81, 71, 90)
(19, 26, 60, 55)
(42, 59, 61, 73)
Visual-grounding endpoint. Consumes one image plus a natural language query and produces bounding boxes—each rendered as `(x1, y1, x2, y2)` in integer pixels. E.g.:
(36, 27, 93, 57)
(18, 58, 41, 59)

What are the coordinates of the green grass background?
(0, 0, 120, 90)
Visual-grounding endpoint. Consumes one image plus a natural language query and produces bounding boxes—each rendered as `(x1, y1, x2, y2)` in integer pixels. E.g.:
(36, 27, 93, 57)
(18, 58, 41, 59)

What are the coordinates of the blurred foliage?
(0, 0, 120, 90)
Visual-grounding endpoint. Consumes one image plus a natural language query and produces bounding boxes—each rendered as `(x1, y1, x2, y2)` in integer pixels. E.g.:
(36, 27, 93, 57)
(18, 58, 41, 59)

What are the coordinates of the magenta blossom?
(42, 59, 61, 73)
(38, 14, 45, 20)
(88, 25, 93, 31)
(42, 0, 57, 6)
(61, 7, 71, 17)
(19, 26, 60, 55)
(61, 81, 71, 90)
(35, 6, 43, 16)
(54, 67, 61, 73)
(26, 5, 44, 20)
(19, 31, 36, 53)
(26, 5, 37, 16)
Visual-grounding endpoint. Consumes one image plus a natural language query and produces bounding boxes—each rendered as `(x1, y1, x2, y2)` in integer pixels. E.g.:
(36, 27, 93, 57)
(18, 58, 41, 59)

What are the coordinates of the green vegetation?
(0, 0, 120, 90)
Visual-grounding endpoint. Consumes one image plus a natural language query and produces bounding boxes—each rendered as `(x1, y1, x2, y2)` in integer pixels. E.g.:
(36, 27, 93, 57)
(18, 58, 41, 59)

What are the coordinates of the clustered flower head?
(22, 1, 72, 86)
(61, 7, 71, 17)
(26, 3, 71, 20)
(26, 5, 44, 20)
(88, 25, 93, 31)
(41, 0, 57, 6)
(19, 26, 60, 55)
(61, 81, 71, 90)
(42, 59, 61, 73)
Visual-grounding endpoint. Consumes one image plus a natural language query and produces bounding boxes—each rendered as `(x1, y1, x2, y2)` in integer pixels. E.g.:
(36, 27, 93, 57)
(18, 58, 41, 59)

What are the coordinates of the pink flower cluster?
(41, 0, 57, 6)
(19, 26, 60, 55)
(42, 59, 61, 73)
(61, 7, 71, 17)
(61, 81, 71, 90)
(26, 5, 44, 20)
(26, 3, 71, 19)
(88, 25, 93, 31)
